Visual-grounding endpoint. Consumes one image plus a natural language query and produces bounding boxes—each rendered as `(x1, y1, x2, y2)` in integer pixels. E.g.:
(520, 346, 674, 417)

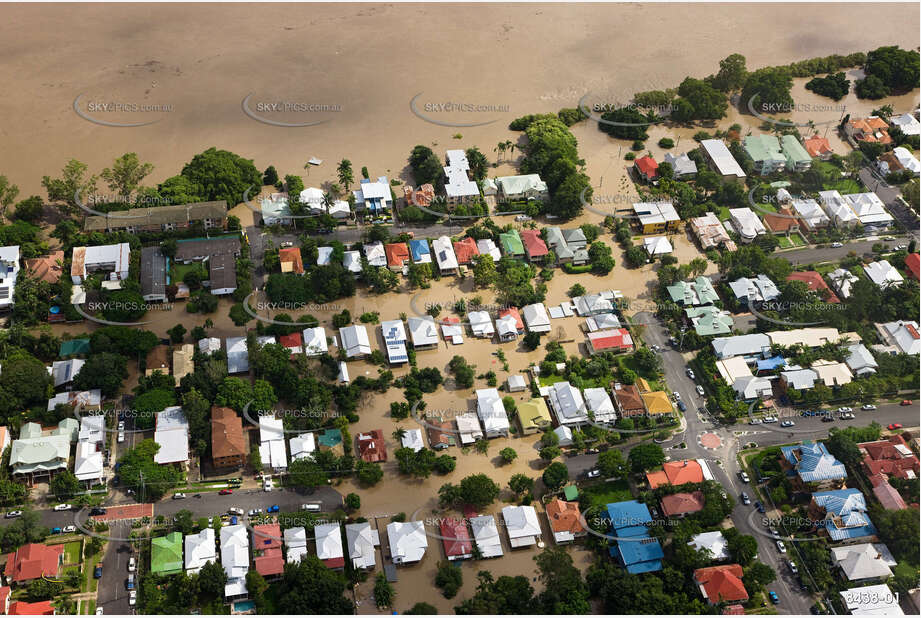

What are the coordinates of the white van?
(301, 503, 321, 512)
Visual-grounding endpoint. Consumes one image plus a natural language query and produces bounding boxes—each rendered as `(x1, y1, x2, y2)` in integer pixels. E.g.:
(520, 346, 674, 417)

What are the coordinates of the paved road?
(779, 238, 902, 266)
(154, 485, 342, 520)
(96, 521, 135, 616)
(858, 167, 919, 241)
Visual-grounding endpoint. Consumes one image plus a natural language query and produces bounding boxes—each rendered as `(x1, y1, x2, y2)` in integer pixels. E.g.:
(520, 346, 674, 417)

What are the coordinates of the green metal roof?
(781, 135, 812, 165)
(499, 230, 524, 256)
(59, 339, 91, 357)
(151, 531, 184, 575)
(563, 485, 579, 500)
(743, 135, 785, 165)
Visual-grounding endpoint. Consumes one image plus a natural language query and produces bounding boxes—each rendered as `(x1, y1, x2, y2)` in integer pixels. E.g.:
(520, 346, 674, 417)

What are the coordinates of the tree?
(344, 493, 360, 511)
(568, 283, 586, 298)
(448, 356, 476, 389)
(624, 245, 647, 268)
(741, 67, 794, 114)
(598, 107, 649, 140)
(275, 556, 354, 613)
(172, 509, 195, 535)
(263, 165, 279, 186)
(455, 571, 536, 614)
(539, 445, 561, 461)
(214, 377, 254, 412)
(596, 449, 626, 479)
(118, 439, 182, 502)
(434, 454, 456, 474)
(167, 323, 187, 344)
(355, 460, 384, 486)
(862, 45, 920, 92)
(522, 331, 541, 351)
(499, 447, 517, 464)
(542, 462, 569, 490)
(743, 561, 776, 591)
(336, 159, 354, 191)
(73, 352, 127, 398)
(50, 471, 80, 500)
(724, 527, 758, 566)
(471, 254, 498, 288)
(674, 77, 728, 121)
(41, 158, 97, 214)
(509, 473, 534, 496)
(588, 241, 615, 274)
(628, 443, 665, 473)
(465, 147, 489, 181)
(179, 147, 262, 206)
(198, 560, 227, 600)
(406, 602, 438, 614)
(12, 195, 43, 222)
(710, 53, 748, 92)
(101, 152, 154, 198)
(855, 74, 890, 99)
(445, 474, 500, 508)
(0, 176, 20, 220)
(408, 145, 444, 186)
(534, 548, 590, 614)
(435, 560, 463, 598)
(288, 458, 328, 489)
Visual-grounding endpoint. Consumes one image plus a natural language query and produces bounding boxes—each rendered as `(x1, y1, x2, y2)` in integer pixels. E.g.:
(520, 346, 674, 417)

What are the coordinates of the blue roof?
(756, 355, 786, 372)
(605, 501, 663, 573)
(409, 239, 431, 261)
(812, 488, 876, 541)
(780, 441, 847, 482)
(606, 501, 653, 530)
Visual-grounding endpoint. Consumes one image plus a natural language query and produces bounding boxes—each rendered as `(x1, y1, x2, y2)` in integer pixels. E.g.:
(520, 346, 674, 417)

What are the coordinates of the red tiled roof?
(253, 524, 282, 550)
(497, 307, 524, 331)
(905, 253, 920, 280)
(278, 247, 304, 275)
(4, 543, 63, 582)
(211, 407, 246, 461)
(520, 229, 549, 258)
(787, 271, 840, 303)
(764, 206, 800, 233)
(661, 491, 705, 517)
(254, 548, 285, 577)
(357, 429, 387, 462)
(440, 518, 473, 557)
(253, 523, 285, 576)
(545, 498, 585, 535)
(613, 383, 645, 415)
(587, 328, 633, 352)
(279, 332, 303, 350)
(635, 156, 659, 179)
(860, 435, 920, 480)
(9, 600, 54, 615)
(385, 243, 410, 268)
(694, 564, 748, 604)
(722, 604, 746, 615)
(870, 474, 908, 510)
(803, 135, 833, 157)
(647, 460, 704, 488)
(0, 586, 10, 612)
(25, 251, 65, 284)
(452, 237, 480, 265)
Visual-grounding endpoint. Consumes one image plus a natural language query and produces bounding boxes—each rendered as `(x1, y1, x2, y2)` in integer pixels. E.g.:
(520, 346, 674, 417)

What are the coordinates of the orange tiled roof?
(278, 247, 304, 275)
(661, 491, 705, 517)
(385, 243, 410, 268)
(803, 135, 832, 157)
(545, 498, 585, 535)
(647, 460, 704, 488)
(694, 564, 748, 604)
(25, 251, 65, 284)
(452, 237, 480, 264)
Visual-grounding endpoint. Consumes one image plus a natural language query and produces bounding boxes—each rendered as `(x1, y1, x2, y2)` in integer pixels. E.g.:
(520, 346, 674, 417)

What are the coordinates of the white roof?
(154, 407, 189, 464)
(522, 303, 551, 332)
(381, 319, 408, 364)
(468, 311, 495, 337)
(893, 147, 921, 174)
(585, 313, 621, 332)
(78, 414, 105, 444)
(811, 360, 853, 387)
(475, 239, 502, 262)
(432, 236, 459, 270)
(716, 356, 754, 385)
(507, 374, 527, 391)
(49, 359, 85, 387)
(343, 250, 362, 273)
(256, 335, 276, 348)
(299, 187, 325, 205)
(470, 515, 503, 557)
(818, 190, 859, 224)
(185, 528, 217, 573)
(664, 151, 697, 176)
(444, 153, 480, 198)
(259, 416, 288, 470)
(879, 320, 920, 355)
(573, 293, 614, 316)
(339, 325, 372, 357)
(476, 388, 510, 434)
(220, 524, 250, 596)
(643, 236, 673, 255)
(74, 440, 104, 481)
(829, 268, 859, 298)
(501, 505, 541, 546)
(846, 343, 878, 374)
(548, 381, 588, 425)
(633, 202, 680, 226)
(198, 337, 222, 355)
(840, 584, 903, 615)
(302, 327, 328, 356)
(728, 207, 768, 237)
(441, 320, 464, 344)
(260, 195, 291, 222)
(387, 521, 428, 564)
(407, 316, 439, 347)
(79, 242, 131, 275)
(317, 246, 333, 266)
(345, 522, 377, 569)
(284, 526, 308, 564)
(401, 428, 425, 452)
(781, 368, 818, 390)
(843, 193, 893, 225)
(47, 389, 101, 411)
(363, 241, 386, 267)
(700, 139, 746, 177)
(496, 313, 518, 338)
(584, 387, 617, 423)
(768, 327, 844, 348)
(289, 433, 316, 461)
(864, 261, 903, 288)
(688, 531, 729, 561)
(728, 274, 781, 303)
(328, 200, 350, 218)
(315, 522, 344, 562)
(456, 412, 483, 444)
(831, 543, 897, 581)
(226, 337, 249, 374)
(792, 199, 830, 229)
(890, 112, 921, 136)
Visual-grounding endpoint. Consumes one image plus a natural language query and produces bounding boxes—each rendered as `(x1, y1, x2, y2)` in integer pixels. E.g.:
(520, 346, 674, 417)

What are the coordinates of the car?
(740, 492, 751, 505)
(301, 503, 321, 512)
(94, 565, 103, 579)
(831, 242, 843, 248)
(5, 511, 22, 519)
(888, 423, 903, 430)
(780, 420, 795, 427)
(129, 591, 137, 607)
(172, 492, 186, 500)
(900, 399, 912, 406)
(769, 591, 780, 604)
(51, 527, 62, 534)
(686, 368, 695, 379)
(839, 407, 853, 413)
(749, 418, 763, 425)
(672, 392, 681, 401)
(219, 489, 233, 495)
(861, 404, 877, 411)
(62, 525, 76, 533)
(895, 244, 907, 251)
(53, 503, 72, 511)
(763, 416, 778, 423)
(89, 507, 106, 516)
(738, 471, 750, 483)
(841, 412, 856, 420)
(117, 431, 125, 443)
(776, 540, 787, 553)
(128, 556, 136, 572)
(821, 415, 834, 422)
(586, 469, 601, 479)
(126, 574, 135, 590)
(514, 215, 532, 222)
(651, 344, 660, 352)
(696, 385, 705, 396)
(280, 241, 294, 248)
(263, 478, 274, 492)
(267, 505, 280, 514)
(95, 608, 104, 615)
(247, 508, 263, 517)
(754, 501, 765, 513)
(117, 420, 125, 430)
(228, 507, 244, 516)
(666, 337, 678, 347)
(231, 516, 238, 525)
(788, 560, 799, 575)
(677, 401, 687, 412)
(883, 236, 896, 241)
(769, 527, 779, 538)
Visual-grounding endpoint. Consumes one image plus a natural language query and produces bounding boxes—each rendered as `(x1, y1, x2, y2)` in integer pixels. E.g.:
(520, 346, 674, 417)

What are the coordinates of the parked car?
(228, 507, 244, 516)
(128, 591, 137, 607)
(676, 400, 687, 412)
(117, 431, 125, 443)
(763, 416, 778, 423)
(900, 399, 912, 406)
(89, 507, 106, 516)
(128, 556, 136, 572)
(696, 385, 705, 396)
(861, 404, 877, 411)
(219, 489, 233, 495)
(126, 574, 135, 590)
(247, 508, 263, 517)
(267, 505, 280, 513)
(172, 493, 186, 500)
(586, 469, 601, 479)
(769, 591, 780, 604)
(738, 471, 750, 483)
(788, 560, 799, 575)
(514, 215, 532, 222)
(95, 608, 104, 615)
(888, 423, 903, 430)
(749, 418, 763, 425)
(686, 368, 695, 379)
(740, 492, 751, 505)
(51, 527, 62, 534)
(821, 415, 834, 422)
(62, 525, 76, 534)
(769, 527, 779, 538)
(263, 478, 274, 492)
(780, 420, 795, 427)
(5, 511, 22, 519)
(754, 501, 765, 513)
(280, 241, 294, 248)
(53, 503, 72, 511)
(831, 242, 843, 248)
(301, 503, 321, 512)
(841, 412, 856, 420)
(672, 391, 681, 401)
(776, 540, 787, 553)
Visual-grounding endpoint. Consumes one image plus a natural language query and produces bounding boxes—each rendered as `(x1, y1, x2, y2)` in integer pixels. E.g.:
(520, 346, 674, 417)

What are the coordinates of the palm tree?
(495, 142, 507, 163)
(337, 159, 354, 192)
(392, 428, 406, 442)
(504, 140, 515, 161)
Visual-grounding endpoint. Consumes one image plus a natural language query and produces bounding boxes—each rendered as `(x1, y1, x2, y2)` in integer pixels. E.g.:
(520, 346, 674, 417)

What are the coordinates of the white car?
(738, 471, 750, 483)
(586, 469, 601, 479)
(5, 511, 22, 519)
(117, 431, 125, 443)
(686, 368, 696, 380)
(95, 609, 104, 615)
(695, 385, 705, 396)
(673, 392, 681, 401)
(280, 241, 294, 248)
(861, 404, 877, 411)
(117, 421, 125, 431)
(776, 540, 787, 553)
(228, 507, 244, 516)
(53, 504, 72, 511)
(780, 420, 795, 427)
(749, 418, 763, 425)
(763, 416, 778, 423)
(172, 493, 186, 500)
(127, 556, 136, 572)
(128, 591, 137, 607)
(263, 478, 274, 492)
(831, 242, 843, 248)
(62, 525, 77, 533)
(514, 215, 532, 222)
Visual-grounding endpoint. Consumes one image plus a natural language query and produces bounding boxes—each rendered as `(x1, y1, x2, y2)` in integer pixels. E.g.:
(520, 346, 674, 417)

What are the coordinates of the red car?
(888, 423, 903, 430)
(900, 400, 912, 406)
(219, 489, 233, 495)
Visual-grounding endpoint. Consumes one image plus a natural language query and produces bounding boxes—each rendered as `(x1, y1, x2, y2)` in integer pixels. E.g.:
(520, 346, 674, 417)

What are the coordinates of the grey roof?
(845, 343, 878, 375)
(84, 200, 227, 231)
(140, 246, 167, 298)
(208, 253, 237, 291)
(728, 274, 781, 303)
(174, 236, 241, 261)
(711, 333, 771, 359)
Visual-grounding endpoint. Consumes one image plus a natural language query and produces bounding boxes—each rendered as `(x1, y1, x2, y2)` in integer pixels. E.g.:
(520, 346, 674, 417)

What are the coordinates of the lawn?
(50, 540, 83, 566)
(582, 478, 633, 510)
(538, 374, 568, 387)
(815, 161, 863, 194)
(171, 261, 207, 282)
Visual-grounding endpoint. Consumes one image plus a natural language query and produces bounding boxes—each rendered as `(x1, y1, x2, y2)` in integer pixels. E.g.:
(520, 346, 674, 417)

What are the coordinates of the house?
(456, 413, 484, 444)
(198, 337, 222, 356)
(828, 268, 859, 299)
(154, 407, 189, 465)
(84, 200, 227, 233)
(728, 207, 768, 241)
(8, 600, 54, 616)
(768, 327, 854, 349)
(314, 523, 345, 570)
(633, 202, 680, 234)
(211, 407, 246, 469)
(185, 527, 217, 573)
(522, 303, 551, 333)
(24, 250, 64, 285)
(404, 183, 435, 209)
(804, 134, 834, 159)
(810, 488, 877, 542)
(728, 274, 780, 304)
(507, 374, 527, 393)
(544, 227, 589, 265)
(846, 116, 891, 144)
(518, 398, 552, 435)
(643, 236, 672, 256)
(363, 241, 387, 268)
(666, 277, 719, 306)
(452, 237, 479, 265)
(289, 432, 316, 462)
(689, 212, 734, 250)
(220, 524, 250, 598)
(432, 236, 459, 274)
(278, 332, 303, 358)
(352, 176, 393, 214)
(3, 543, 64, 583)
(763, 206, 800, 236)
(787, 271, 840, 303)
(845, 343, 878, 377)
(693, 564, 748, 605)
(647, 459, 705, 488)
(573, 292, 614, 316)
(781, 134, 812, 171)
(877, 151, 905, 175)
(661, 491, 705, 517)
(443, 150, 481, 206)
(743, 134, 786, 174)
(843, 193, 893, 228)
(48, 359, 85, 389)
(688, 531, 729, 561)
(468, 310, 495, 338)
(905, 253, 920, 280)
(339, 324, 372, 358)
(252, 530, 283, 578)
(869, 474, 907, 511)
(495, 174, 548, 202)
(475, 238, 502, 262)
(586, 328, 633, 354)
(520, 229, 548, 262)
(46, 390, 101, 413)
(278, 247, 304, 275)
(401, 428, 425, 453)
(139, 246, 167, 302)
(858, 434, 919, 481)
(70, 243, 131, 284)
(781, 441, 847, 489)
(633, 155, 659, 182)
(385, 242, 411, 271)
(258, 415, 288, 471)
(283, 527, 308, 564)
(381, 319, 409, 365)
(811, 359, 854, 387)
(554, 425, 573, 446)
(664, 152, 697, 178)
(545, 498, 586, 544)
(840, 584, 903, 615)
(780, 367, 818, 392)
(585, 312, 622, 332)
(699, 139, 746, 178)
(875, 320, 920, 355)
(440, 316, 464, 345)
(357, 429, 387, 462)
(470, 515, 504, 558)
(74, 440, 104, 485)
(641, 391, 673, 416)
(151, 531, 184, 575)
(299, 187, 325, 213)
(496, 307, 524, 341)
(172, 344, 194, 387)
(613, 383, 646, 417)
(890, 112, 921, 136)
(387, 521, 428, 564)
(440, 518, 473, 560)
(407, 316, 439, 349)
(409, 238, 432, 264)
(499, 230, 524, 258)
(174, 236, 241, 262)
(831, 543, 897, 582)
(864, 260, 903, 289)
(792, 198, 831, 230)
(302, 326, 328, 357)
(10, 423, 70, 483)
(476, 388, 510, 438)
(584, 388, 616, 424)
(426, 419, 458, 450)
(605, 501, 663, 573)
(547, 381, 588, 426)
(345, 522, 377, 570)
(501, 505, 542, 548)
